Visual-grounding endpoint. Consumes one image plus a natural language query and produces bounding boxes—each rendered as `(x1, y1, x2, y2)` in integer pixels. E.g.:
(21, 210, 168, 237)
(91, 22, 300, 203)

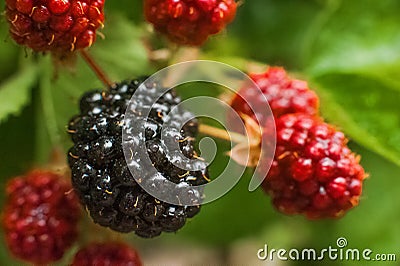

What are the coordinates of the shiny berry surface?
(2, 170, 80, 264)
(144, 0, 237, 45)
(5, 0, 105, 53)
(261, 114, 366, 219)
(67, 78, 209, 237)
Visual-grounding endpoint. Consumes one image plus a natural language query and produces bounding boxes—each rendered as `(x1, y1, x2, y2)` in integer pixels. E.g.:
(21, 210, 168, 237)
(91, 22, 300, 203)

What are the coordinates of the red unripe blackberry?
(5, 0, 105, 53)
(144, 0, 237, 45)
(72, 242, 142, 266)
(261, 114, 367, 219)
(229, 67, 319, 127)
(2, 170, 81, 264)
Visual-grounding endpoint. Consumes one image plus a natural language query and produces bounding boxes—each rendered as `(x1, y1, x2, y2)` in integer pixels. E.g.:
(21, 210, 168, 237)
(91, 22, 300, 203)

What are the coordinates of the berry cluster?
(263, 114, 365, 218)
(144, 0, 237, 45)
(229, 66, 366, 219)
(5, 0, 105, 53)
(67, 78, 209, 237)
(72, 242, 142, 266)
(229, 67, 319, 126)
(2, 170, 80, 264)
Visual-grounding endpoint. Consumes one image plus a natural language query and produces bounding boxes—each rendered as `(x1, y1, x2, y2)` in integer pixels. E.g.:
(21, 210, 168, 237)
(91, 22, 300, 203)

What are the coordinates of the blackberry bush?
(1, 0, 395, 263)
(67, 77, 209, 238)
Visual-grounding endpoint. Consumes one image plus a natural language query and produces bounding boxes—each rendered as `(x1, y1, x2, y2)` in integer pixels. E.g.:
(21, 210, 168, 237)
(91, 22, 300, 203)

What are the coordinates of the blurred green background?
(1, 0, 400, 265)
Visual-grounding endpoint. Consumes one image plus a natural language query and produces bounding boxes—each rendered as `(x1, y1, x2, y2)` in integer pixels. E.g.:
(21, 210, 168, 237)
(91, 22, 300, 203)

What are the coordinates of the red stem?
(80, 50, 113, 88)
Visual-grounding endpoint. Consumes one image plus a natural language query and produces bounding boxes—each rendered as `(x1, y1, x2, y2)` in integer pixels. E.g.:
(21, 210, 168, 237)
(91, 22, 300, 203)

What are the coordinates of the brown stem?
(199, 124, 248, 144)
(80, 50, 113, 88)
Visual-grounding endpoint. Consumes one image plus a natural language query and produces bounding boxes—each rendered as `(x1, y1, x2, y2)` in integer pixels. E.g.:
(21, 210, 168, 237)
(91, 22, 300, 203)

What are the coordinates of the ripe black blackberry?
(67, 78, 209, 238)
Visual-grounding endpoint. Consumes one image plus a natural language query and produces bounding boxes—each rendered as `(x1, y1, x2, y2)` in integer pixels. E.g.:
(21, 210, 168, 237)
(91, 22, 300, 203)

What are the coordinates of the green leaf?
(0, 23, 20, 80)
(90, 15, 151, 80)
(0, 64, 38, 125)
(302, 0, 400, 166)
(311, 73, 400, 167)
(105, 0, 143, 22)
(306, 0, 400, 76)
(207, 0, 323, 68)
(0, 102, 36, 180)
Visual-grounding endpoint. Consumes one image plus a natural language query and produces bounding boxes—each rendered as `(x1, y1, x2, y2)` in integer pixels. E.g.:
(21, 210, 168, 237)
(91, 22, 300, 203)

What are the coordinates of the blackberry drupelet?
(67, 78, 209, 238)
